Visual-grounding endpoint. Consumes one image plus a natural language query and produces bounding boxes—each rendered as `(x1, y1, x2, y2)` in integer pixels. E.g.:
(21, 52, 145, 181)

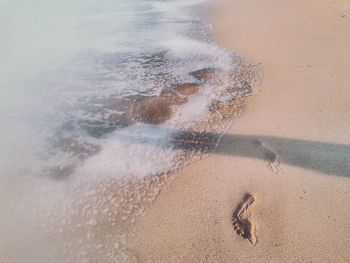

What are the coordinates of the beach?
(1, 0, 350, 262)
(130, 0, 350, 262)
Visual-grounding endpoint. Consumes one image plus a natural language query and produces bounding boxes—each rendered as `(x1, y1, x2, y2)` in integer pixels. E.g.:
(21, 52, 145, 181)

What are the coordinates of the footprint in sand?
(232, 193, 257, 245)
(264, 148, 282, 174)
(254, 140, 282, 174)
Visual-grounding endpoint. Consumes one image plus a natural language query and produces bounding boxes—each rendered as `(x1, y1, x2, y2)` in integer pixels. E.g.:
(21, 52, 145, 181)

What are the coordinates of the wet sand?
(131, 0, 350, 262)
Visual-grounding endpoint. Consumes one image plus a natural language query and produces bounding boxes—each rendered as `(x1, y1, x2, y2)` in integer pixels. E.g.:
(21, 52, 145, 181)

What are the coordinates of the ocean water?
(0, 0, 260, 262)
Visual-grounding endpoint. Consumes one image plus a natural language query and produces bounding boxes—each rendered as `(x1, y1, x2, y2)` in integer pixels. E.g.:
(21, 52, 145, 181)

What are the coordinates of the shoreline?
(131, 0, 350, 262)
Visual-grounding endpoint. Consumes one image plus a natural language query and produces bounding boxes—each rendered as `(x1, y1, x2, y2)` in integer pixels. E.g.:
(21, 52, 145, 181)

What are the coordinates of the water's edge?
(0, 1, 261, 262)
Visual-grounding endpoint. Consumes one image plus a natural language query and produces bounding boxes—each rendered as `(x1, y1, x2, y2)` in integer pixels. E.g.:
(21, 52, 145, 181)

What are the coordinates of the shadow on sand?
(114, 127, 350, 177)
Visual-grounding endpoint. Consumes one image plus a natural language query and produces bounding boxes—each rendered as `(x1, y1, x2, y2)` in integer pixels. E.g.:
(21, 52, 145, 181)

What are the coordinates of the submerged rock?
(130, 96, 173, 125)
(190, 68, 222, 81)
(173, 83, 200, 96)
(129, 83, 201, 125)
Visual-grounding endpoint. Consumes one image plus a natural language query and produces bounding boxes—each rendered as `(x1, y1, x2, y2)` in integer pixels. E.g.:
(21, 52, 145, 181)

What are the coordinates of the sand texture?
(130, 0, 350, 262)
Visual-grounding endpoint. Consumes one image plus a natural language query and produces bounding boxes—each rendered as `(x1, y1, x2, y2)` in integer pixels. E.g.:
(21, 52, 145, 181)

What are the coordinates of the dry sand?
(130, 0, 350, 262)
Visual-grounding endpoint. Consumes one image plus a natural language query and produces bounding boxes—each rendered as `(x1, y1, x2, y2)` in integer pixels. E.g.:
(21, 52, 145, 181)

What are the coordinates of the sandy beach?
(1, 0, 349, 262)
(130, 0, 350, 262)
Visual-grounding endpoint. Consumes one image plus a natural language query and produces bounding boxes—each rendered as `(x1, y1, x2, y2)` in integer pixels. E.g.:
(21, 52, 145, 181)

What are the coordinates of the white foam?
(0, 0, 247, 182)
(0, 0, 262, 261)
(76, 124, 179, 179)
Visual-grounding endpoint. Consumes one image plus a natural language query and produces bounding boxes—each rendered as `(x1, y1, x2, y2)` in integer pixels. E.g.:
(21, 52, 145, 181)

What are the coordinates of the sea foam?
(0, 0, 260, 262)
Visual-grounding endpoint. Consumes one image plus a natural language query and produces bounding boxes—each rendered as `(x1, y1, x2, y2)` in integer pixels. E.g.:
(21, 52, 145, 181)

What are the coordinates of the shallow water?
(0, 0, 260, 262)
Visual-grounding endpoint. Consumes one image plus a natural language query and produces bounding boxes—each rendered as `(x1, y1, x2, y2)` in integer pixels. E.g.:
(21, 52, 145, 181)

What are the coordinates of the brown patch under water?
(190, 68, 222, 81)
(173, 83, 200, 96)
(129, 83, 201, 125)
(130, 96, 174, 125)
